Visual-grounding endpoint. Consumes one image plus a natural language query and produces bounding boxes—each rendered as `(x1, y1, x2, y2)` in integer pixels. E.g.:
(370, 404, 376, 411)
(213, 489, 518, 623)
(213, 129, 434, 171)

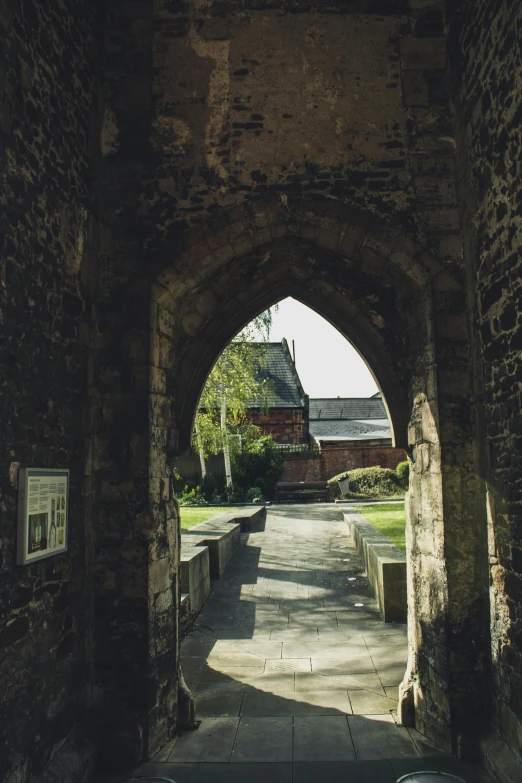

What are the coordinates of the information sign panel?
(17, 468, 69, 565)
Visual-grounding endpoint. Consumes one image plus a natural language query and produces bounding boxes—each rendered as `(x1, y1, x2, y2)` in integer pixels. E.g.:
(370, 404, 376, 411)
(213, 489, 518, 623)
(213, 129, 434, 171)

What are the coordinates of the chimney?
(292, 340, 296, 364)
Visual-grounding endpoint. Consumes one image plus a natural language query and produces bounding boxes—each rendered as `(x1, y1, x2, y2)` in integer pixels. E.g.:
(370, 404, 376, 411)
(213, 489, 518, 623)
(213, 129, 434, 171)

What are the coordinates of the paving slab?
(131, 762, 292, 783)
(311, 654, 377, 675)
(348, 690, 398, 714)
(244, 672, 296, 692)
(209, 640, 283, 658)
(270, 628, 320, 641)
(231, 717, 293, 762)
(196, 691, 244, 716)
(194, 680, 249, 696)
(348, 714, 420, 760)
(283, 640, 368, 658)
(171, 717, 239, 762)
(206, 651, 270, 667)
(241, 689, 352, 716)
(197, 665, 265, 683)
(295, 672, 385, 694)
(293, 716, 356, 761)
(384, 685, 399, 701)
(293, 760, 396, 783)
(375, 662, 410, 686)
(265, 657, 311, 672)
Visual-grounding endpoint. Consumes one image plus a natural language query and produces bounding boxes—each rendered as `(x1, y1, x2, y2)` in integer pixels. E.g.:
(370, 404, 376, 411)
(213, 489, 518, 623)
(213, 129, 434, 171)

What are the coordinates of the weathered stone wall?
(99, 0, 490, 759)
(101, 0, 456, 287)
(3, 0, 517, 776)
(449, 0, 522, 768)
(0, 1, 104, 780)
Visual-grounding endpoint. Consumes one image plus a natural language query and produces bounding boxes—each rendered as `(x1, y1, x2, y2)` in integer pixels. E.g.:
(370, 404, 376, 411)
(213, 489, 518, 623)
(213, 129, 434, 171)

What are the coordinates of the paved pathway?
(114, 505, 490, 783)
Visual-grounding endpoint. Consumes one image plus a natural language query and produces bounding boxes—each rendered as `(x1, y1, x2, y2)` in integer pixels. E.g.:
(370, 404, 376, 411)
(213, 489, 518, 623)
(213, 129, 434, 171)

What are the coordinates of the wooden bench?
(275, 481, 328, 503)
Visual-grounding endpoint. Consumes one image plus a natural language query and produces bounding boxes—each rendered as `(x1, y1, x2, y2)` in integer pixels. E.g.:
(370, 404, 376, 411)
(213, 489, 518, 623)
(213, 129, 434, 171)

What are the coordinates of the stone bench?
(180, 543, 210, 615)
(343, 511, 407, 623)
(183, 521, 241, 579)
(208, 505, 265, 532)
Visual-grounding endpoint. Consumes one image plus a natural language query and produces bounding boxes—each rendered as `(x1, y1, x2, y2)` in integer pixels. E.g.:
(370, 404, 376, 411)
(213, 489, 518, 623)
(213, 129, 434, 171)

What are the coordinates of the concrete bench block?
(183, 521, 241, 579)
(343, 511, 407, 623)
(210, 505, 266, 532)
(180, 544, 211, 615)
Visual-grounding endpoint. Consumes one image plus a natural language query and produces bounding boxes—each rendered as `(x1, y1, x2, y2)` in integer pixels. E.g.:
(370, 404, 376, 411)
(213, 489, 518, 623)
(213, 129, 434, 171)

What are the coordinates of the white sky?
(246, 297, 378, 399)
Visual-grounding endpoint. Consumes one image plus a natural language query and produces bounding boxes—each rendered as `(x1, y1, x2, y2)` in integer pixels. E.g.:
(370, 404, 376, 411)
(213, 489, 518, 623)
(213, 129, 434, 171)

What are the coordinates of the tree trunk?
(221, 391, 233, 489)
(195, 417, 207, 479)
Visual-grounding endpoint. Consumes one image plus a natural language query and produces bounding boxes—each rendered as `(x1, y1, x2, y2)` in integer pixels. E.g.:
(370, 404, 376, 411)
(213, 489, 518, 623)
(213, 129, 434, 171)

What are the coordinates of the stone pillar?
(400, 319, 489, 757)
(401, 390, 452, 748)
(92, 280, 181, 767)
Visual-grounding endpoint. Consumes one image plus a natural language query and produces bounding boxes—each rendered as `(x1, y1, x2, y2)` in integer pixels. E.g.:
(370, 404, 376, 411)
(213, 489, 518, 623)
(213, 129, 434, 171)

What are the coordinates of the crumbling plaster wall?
(0, 1, 104, 781)
(449, 0, 522, 770)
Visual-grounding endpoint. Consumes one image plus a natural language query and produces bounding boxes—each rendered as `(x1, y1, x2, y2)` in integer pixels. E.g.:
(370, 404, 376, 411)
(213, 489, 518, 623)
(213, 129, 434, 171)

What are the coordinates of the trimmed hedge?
(395, 460, 410, 489)
(328, 465, 406, 498)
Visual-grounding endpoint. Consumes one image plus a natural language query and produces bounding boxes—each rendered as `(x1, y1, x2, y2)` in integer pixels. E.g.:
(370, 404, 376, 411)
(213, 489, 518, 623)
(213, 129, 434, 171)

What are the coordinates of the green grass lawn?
(180, 506, 243, 530)
(352, 502, 406, 552)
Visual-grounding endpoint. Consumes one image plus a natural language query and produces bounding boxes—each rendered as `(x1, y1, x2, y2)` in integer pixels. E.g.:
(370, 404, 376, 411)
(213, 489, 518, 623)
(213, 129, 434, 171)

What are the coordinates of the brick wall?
(282, 444, 406, 482)
(282, 458, 322, 482)
(321, 444, 406, 478)
(247, 408, 306, 444)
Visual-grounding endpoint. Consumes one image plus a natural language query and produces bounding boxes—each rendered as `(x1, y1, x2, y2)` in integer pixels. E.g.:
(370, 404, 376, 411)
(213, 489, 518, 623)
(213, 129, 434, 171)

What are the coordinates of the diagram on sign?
(18, 469, 69, 565)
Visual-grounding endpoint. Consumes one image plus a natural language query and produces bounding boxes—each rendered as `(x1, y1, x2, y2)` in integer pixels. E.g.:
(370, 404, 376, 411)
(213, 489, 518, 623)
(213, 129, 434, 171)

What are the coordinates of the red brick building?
(250, 347, 406, 480)
(282, 395, 406, 481)
(247, 338, 308, 444)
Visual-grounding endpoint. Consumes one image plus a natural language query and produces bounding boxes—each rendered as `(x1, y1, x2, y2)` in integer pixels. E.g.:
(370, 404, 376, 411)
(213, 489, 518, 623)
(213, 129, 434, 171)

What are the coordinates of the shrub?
(201, 473, 225, 502)
(231, 435, 284, 499)
(178, 485, 208, 506)
(223, 485, 247, 503)
(395, 460, 410, 488)
(328, 466, 404, 498)
(246, 486, 265, 503)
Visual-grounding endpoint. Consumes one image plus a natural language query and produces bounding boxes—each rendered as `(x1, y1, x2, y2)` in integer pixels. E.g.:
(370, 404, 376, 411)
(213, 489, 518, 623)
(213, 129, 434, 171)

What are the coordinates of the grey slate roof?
(249, 342, 305, 409)
(309, 397, 391, 442)
(309, 398, 386, 420)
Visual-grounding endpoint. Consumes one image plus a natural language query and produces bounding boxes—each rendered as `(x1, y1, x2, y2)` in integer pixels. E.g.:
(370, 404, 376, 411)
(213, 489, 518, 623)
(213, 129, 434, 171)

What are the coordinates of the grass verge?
(180, 506, 243, 530)
(352, 502, 406, 552)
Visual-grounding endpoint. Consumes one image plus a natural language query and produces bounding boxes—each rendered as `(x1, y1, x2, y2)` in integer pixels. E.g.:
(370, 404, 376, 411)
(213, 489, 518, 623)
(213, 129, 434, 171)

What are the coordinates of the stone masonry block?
(400, 37, 446, 70)
(344, 512, 407, 622)
(183, 522, 241, 579)
(180, 544, 211, 615)
(402, 70, 430, 106)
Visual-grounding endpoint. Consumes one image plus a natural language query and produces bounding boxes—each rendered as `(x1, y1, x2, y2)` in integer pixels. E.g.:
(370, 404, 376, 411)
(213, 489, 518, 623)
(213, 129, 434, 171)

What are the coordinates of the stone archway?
(92, 199, 489, 766)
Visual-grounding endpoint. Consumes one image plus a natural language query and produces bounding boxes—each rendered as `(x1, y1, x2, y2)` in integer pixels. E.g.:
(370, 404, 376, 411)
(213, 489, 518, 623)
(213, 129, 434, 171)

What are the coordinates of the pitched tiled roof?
(249, 341, 305, 408)
(309, 397, 391, 442)
(309, 398, 387, 420)
(310, 419, 392, 441)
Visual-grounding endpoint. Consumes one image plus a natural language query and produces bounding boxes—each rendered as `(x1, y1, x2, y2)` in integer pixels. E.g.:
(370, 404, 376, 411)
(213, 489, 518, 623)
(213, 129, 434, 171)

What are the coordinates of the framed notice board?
(17, 468, 69, 565)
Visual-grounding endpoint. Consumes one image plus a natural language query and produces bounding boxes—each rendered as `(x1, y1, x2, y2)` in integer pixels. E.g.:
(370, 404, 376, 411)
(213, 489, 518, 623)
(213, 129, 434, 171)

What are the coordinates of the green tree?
(194, 309, 275, 490)
(231, 435, 284, 500)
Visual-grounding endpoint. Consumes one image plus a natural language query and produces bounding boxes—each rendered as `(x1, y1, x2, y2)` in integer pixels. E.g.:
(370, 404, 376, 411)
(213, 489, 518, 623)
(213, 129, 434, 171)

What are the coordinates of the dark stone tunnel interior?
(1, 0, 521, 780)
